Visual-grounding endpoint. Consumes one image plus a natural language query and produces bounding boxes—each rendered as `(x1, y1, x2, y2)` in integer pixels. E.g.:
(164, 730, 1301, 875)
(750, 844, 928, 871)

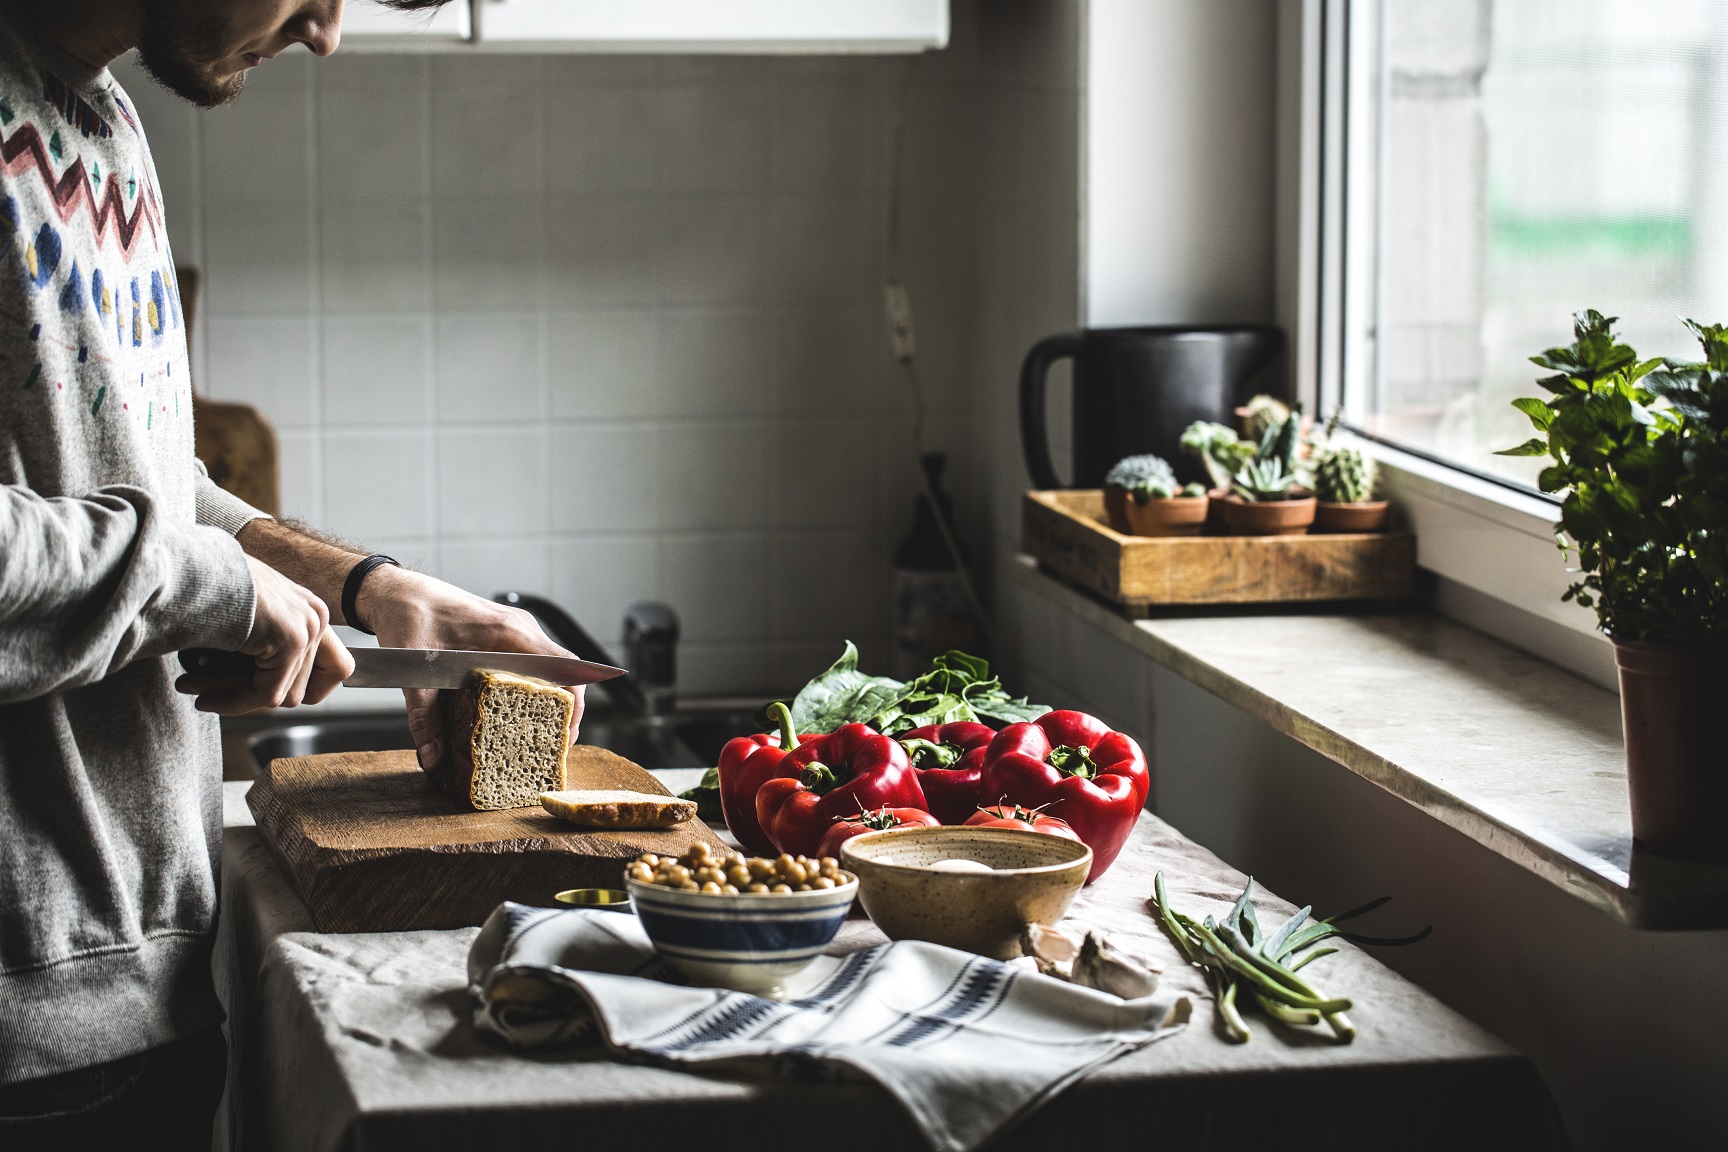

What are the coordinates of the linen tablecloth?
(214, 782, 1567, 1152)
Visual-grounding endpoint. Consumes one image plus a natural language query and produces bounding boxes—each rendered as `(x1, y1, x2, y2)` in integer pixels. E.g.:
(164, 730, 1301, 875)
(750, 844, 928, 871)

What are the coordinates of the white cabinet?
(338, 0, 946, 55)
(342, 0, 472, 50)
(472, 0, 948, 53)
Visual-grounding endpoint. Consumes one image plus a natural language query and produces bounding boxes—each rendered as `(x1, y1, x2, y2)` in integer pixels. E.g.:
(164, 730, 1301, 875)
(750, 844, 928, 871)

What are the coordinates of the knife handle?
(179, 648, 257, 680)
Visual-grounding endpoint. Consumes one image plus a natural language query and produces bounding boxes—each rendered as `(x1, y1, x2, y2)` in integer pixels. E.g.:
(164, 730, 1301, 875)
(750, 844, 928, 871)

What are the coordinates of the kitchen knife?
(178, 646, 627, 690)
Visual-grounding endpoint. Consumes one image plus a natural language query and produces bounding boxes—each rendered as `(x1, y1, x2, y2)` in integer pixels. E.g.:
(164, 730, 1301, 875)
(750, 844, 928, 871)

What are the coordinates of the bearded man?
(0, 2, 561, 1147)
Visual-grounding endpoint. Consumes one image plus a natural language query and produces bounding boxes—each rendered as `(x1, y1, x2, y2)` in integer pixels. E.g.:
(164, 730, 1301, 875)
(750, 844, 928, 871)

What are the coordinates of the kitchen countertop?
(216, 780, 1563, 1152)
(1011, 556, 1728, 929)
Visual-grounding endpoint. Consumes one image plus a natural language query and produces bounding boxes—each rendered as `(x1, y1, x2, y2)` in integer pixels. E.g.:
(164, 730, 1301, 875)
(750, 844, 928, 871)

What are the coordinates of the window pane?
(1359, 0, 1728, 486)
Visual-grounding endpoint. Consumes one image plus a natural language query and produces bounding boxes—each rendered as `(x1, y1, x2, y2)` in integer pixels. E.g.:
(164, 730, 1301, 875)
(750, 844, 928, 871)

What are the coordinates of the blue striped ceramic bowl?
(625, 873, 858, 998)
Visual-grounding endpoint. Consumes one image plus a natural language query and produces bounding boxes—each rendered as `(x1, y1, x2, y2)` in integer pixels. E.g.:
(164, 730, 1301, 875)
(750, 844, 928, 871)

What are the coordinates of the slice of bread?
(437, 670, 575, 811)
(540, 790, 696, 829)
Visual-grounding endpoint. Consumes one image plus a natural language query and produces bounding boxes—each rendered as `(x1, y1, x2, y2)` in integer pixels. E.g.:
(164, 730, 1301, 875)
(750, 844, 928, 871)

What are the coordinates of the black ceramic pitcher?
(1019, 325, 1284, 489)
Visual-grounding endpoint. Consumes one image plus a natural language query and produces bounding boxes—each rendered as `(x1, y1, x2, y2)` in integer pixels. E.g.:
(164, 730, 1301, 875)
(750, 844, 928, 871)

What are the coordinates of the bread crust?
(540, 790, 697, 829)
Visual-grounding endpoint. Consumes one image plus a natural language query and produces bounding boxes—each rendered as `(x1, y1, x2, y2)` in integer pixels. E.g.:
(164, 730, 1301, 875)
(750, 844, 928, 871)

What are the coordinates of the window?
(1325, 0, 1728, 494)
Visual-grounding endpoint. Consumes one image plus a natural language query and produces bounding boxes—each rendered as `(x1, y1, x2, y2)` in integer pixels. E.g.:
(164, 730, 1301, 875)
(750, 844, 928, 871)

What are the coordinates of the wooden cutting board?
(247, 746, 725, 932)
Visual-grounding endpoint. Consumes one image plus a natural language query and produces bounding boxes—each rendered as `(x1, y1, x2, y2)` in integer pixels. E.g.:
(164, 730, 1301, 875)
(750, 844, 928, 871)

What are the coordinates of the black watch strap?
(341, 554, 401, 636)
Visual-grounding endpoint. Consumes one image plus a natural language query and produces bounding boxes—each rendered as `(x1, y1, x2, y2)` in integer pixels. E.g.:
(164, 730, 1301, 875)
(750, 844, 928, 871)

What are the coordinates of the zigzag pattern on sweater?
(0, 119, 158, 260)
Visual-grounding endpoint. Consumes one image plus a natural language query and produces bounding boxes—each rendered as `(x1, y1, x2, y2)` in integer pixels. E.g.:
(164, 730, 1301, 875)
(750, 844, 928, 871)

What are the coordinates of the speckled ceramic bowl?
(625, 873, 858, 998)
(840, 827, 1092, 960)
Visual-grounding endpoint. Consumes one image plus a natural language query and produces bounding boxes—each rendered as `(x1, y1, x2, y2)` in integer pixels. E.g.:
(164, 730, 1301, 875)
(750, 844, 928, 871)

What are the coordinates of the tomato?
(816, 806, 940, 859)
(962, 803, 1081, 843)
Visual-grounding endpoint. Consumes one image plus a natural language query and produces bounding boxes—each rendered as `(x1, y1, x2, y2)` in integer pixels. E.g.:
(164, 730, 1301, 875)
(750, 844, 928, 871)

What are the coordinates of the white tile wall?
(117, 39, 997, 695)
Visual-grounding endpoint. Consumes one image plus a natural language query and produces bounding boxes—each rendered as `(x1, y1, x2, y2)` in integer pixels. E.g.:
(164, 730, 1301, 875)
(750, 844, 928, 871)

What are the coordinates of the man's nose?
(287, 0, 342, 57)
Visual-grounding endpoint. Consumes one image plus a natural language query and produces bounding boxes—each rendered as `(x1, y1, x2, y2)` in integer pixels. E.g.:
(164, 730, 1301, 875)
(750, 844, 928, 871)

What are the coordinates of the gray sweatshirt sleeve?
(0, 483, 256, 703)
(192, 460, 272, 536)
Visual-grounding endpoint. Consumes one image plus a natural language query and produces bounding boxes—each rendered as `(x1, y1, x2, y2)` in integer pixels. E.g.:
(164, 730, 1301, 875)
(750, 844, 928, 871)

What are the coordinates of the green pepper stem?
(768, 700, 800, 751)
(901, 737, 962, 770)
(1046, 743, 1097, 779)
(801, 761, 838, 794)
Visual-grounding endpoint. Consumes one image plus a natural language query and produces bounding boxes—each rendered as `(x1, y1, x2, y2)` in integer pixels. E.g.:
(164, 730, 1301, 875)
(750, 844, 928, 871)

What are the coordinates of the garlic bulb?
(1020, 922, 1081, 979)
(1070, 932, 1160, 999)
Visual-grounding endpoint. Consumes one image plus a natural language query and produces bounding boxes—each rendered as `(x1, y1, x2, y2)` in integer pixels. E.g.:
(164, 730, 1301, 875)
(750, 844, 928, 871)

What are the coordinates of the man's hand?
(355, 567, 585, 771)
(176, 556, 354, 714)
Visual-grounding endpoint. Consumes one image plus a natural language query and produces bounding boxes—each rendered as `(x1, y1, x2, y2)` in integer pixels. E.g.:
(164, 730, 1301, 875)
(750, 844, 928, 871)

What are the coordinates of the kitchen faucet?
(492, 592, 672, 716)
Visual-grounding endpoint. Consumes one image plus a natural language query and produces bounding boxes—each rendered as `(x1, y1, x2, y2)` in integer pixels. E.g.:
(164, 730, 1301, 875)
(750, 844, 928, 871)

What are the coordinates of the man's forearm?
(236, 518, 366, 624)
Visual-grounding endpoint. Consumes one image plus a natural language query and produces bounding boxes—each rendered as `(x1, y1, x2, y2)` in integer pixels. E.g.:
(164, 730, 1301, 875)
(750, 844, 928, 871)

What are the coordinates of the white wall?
(120, 40, 989, 693)
(963, 0, 1084, 617)
(1083, 0, 1277, 327)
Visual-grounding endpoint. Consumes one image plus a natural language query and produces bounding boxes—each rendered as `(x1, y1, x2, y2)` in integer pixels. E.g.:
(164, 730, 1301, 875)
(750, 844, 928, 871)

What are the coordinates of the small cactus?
(1314, 446, 1377, 504)
(1242, 394, 1291, 442)
(1105, 454, 1178, 502)
(1231, 457, 1299, 502)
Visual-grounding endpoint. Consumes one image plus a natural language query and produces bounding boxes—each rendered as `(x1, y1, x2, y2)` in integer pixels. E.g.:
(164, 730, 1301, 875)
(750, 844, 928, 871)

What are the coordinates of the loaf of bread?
(539, 789, 697, 829)
(436, 670, 575, 811)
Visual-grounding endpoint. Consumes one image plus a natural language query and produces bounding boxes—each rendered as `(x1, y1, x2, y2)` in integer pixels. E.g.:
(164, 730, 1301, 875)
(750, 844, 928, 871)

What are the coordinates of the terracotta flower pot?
(1313, 500, 1390, 534)
(1217, 494, 1316, 536)
(1121, 493, 1208, 537)
(1613, 638, 1728, 862)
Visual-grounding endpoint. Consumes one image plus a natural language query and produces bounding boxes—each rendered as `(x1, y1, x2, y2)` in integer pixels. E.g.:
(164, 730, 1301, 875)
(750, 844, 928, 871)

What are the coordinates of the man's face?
(136, 0, 343, 108)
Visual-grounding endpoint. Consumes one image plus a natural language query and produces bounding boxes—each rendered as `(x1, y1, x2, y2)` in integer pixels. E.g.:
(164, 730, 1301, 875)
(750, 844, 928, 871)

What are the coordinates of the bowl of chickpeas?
(623, 842, 858, 997)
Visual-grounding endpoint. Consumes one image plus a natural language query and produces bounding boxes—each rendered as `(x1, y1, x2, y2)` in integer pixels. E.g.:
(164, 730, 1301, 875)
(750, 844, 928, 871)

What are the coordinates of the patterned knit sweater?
(0, 7, 266, 1083)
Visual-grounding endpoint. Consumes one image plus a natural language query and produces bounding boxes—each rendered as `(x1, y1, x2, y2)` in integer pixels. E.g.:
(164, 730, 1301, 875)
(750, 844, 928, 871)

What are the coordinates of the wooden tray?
(1023, 489, 1415, 615)
(247, 746, 725, 933)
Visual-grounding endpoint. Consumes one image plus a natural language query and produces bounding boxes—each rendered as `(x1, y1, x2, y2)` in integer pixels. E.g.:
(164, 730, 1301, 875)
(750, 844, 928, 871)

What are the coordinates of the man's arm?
(0, 483, 254, 702)
(232, 519, 584, 770)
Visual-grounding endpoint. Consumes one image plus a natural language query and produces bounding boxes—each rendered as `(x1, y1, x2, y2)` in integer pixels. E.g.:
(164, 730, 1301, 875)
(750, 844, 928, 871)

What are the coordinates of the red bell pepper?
(897, 721, 996, 825)
(716, 702, 801, 855)
(816, 806, 940, 859)
(962, 803, 1080, 843)
(755, 723, 926, 857)
(980, 710, 1148, 881)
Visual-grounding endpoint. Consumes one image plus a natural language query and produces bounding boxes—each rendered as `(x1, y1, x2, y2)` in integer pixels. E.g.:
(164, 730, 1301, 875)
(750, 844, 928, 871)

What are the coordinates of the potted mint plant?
(1500, 310, 1728, 861)
(1101, 454, 1208, 536)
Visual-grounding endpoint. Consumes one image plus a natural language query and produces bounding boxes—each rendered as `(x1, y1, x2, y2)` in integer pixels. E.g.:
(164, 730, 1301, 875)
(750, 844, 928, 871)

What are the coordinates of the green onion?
(1152, 873, 1430, 1046)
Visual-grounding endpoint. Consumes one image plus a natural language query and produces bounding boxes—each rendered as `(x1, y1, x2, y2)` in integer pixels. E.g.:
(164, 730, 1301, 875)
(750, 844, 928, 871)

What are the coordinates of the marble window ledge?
(1011, 556, 1728, 930)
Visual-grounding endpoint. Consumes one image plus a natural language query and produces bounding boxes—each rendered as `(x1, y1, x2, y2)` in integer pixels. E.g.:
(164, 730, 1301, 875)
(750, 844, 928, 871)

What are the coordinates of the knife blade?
(178, 647, 627, 690)
(344, 647, 626, 689)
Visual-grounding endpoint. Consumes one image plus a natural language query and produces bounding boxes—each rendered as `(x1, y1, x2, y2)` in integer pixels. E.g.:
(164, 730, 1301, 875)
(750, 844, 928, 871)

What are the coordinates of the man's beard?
(135, 0, 245, 109)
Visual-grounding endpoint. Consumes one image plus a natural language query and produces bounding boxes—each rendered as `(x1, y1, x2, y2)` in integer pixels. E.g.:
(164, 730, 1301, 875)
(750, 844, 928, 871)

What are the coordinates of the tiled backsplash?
(116, 49, 983, 694)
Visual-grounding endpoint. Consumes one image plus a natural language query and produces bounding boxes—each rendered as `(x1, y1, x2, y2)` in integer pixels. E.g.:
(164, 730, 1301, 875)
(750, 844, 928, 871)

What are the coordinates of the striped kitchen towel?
(468, 903, 1190, 1152)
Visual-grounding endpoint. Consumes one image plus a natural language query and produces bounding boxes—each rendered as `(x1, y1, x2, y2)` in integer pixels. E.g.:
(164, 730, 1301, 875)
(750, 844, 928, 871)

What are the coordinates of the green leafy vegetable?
(677, 768, 723, 824)
(766, 643, 1050, 737)
(1496, 309, 1728, 643)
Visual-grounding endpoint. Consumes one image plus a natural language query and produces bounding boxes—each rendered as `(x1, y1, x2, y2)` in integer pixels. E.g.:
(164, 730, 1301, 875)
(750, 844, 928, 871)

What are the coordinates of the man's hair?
(380, 1, 458, 9)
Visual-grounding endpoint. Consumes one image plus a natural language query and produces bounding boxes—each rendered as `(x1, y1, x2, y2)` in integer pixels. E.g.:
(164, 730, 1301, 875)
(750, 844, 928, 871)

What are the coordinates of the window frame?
(1294, 0, 1614, 683)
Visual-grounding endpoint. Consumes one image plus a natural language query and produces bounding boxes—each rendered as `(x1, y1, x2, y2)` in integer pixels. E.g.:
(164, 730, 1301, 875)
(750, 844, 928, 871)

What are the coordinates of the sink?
(246, 697, 764, 777)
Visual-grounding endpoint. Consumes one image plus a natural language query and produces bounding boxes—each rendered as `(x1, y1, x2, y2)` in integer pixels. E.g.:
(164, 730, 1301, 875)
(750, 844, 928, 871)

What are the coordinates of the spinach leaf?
(786, 642, 910, 735)
(677, 767, 723, 824)
(768, 644, 1052, 738)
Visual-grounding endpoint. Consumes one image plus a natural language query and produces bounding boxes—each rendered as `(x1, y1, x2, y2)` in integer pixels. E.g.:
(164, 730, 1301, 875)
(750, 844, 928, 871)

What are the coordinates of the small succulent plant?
(1242, 394, 1292, 442)
(1314, 446, 1378, 504)
(1181, 422, 1256, 490)
(1231, 457, 1299, 502)
(1104, 454, 1201, 502)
